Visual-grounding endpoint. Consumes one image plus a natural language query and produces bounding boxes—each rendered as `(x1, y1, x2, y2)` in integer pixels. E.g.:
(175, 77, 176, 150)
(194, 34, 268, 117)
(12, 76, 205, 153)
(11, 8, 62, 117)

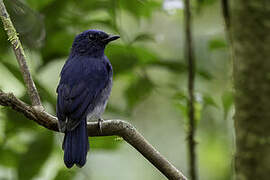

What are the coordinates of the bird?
(56, 29, 119, 168)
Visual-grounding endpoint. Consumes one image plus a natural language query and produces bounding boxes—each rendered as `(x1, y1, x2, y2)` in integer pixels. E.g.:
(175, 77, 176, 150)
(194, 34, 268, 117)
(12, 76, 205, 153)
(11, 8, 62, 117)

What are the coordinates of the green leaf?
(0, 147, 19, 167)
(208, 39, 227, 51)
(194, 102, 202, 124)
(54, 168, 76, 180)
(174, 91, 202, 126)
(17, 132, 54, 180)
(203, 94, 219, 108)
(174, 91, 188, 101)
(132, 33, 155, 43)
(173, 91, 188, 118)
(175, 102, 187, 119)
(221, 91, 234, 120)
(90, 136, 122, 150)
(124, 76, 154, 110)
(197, 69, 213, 80)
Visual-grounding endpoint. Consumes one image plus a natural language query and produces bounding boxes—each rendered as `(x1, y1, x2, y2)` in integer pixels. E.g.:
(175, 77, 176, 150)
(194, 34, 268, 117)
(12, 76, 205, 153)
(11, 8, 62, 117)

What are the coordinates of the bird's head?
(71, 29, 120, 57)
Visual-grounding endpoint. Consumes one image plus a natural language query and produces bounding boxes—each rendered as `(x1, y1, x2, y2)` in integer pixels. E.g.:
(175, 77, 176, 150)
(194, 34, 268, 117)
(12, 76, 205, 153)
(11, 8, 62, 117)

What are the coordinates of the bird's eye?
(88, 34, 95, 41)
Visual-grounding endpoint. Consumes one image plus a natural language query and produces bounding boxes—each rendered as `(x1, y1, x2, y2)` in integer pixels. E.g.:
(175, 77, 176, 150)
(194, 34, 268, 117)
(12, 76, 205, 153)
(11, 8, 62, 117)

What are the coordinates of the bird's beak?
(102, 34, 120, 43)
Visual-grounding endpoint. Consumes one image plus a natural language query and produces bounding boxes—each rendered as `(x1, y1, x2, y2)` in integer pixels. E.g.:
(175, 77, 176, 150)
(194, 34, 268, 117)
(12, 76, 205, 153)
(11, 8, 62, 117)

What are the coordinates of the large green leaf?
(17, 132, 54, 180)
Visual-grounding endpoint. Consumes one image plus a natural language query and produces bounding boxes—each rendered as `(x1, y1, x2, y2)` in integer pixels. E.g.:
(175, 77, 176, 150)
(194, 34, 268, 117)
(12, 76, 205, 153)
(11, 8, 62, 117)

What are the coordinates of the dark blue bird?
(56, 29, 119, 168)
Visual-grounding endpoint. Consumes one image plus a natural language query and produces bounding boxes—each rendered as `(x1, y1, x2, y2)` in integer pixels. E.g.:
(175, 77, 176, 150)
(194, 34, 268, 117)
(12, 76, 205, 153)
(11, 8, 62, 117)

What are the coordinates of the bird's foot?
(98, 118, 104, 134)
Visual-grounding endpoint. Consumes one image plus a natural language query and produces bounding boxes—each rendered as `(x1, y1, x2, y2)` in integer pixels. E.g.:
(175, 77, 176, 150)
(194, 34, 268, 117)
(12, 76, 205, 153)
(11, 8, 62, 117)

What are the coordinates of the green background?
(0, 0, 233, 179)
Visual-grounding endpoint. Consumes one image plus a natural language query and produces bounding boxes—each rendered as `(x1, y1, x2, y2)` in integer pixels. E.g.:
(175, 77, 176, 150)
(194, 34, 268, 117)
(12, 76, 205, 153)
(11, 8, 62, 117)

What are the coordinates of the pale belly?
(86, 77, 112, 122)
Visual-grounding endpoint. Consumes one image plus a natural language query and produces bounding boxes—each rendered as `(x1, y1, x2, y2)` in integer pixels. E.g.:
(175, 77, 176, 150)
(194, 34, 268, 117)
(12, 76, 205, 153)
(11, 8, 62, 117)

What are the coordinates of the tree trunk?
(231, 0, 270, 180)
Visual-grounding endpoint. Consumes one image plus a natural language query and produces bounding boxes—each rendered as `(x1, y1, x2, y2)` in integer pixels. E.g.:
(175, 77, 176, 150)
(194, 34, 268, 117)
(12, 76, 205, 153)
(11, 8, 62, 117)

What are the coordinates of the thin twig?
(220, 0, 234, 63)
(183, 0, 197, 180)
(221, 0, 230, 31)
(0, 90, 187, 180)
(0, 0, 42, 107)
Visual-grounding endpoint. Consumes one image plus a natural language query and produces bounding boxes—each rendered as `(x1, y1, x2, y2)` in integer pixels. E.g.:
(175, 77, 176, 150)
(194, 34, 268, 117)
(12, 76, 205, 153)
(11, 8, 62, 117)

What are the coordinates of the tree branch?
(0, 0, 42, 107)
(0, 90, 187, 180)
(184, 0, 197, 180)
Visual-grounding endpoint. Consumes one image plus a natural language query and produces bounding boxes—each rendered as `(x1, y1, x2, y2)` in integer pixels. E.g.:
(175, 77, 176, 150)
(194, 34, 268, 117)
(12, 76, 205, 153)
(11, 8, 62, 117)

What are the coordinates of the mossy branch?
(0, 0, 42, 107)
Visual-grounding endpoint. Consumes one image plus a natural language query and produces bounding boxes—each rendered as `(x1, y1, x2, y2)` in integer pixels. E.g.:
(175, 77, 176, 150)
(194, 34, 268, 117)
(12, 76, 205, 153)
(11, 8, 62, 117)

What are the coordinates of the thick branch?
(0, 90, 187, 180)
(0, 0, 42, 107)
(184, 0, 197, 180)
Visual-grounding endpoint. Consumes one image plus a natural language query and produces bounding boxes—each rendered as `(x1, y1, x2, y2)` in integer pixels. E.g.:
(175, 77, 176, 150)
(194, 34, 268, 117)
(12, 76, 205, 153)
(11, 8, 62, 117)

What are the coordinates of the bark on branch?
(0, 90, 187, 180)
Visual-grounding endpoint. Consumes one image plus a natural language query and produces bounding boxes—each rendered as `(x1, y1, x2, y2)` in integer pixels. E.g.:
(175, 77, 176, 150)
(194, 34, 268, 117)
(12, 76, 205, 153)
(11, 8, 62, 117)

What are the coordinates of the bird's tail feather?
(63, 119, 89, 168)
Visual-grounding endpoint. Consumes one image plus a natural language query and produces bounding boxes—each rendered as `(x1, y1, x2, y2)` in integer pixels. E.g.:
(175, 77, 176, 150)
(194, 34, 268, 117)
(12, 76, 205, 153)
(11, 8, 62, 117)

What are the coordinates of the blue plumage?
(56, 30, 119, 168)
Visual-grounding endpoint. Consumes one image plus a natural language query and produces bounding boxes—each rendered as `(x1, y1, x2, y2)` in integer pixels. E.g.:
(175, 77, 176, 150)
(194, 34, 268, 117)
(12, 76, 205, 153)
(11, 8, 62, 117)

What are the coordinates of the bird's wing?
(56, 56, 111, 132)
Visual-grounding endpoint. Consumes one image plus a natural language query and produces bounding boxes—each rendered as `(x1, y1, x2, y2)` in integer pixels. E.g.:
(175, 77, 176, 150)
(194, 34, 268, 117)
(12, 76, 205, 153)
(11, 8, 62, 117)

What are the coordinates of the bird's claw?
(98, 118, 103, 134)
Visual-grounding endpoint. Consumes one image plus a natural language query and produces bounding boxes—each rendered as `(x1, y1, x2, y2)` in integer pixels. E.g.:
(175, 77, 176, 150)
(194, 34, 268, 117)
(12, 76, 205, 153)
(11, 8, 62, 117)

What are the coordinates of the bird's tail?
(62, 119, 89, 168)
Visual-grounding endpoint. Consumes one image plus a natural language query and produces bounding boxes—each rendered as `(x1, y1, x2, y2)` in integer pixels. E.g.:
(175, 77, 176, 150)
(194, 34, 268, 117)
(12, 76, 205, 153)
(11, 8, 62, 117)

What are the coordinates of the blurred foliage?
(4, 0, 46, 48)
(90, 136, 122, 150)
(222, 91, 234, 120)
(53, 168, 76, 180)
(17, 132, 54, 180)
(125, 76, 154, 111)
(0, 0, 233, 179)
